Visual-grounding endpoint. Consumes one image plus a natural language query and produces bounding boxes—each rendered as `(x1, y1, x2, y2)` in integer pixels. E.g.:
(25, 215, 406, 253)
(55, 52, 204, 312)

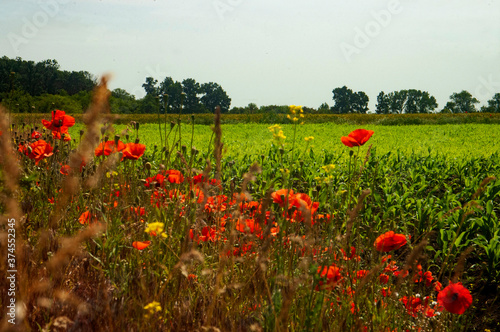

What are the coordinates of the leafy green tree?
(0, 89, 34, 112)
(182, 78, 201, 113)
(442, 91, 479, 113)
(332, 86, 369, 113)
(110, 88, 139, 114)
(159, 77, 183, 113)
(318, 102, 329, 113)
(331, 86, 353, 114)
(200, 82, 231, 113)
(35, 94, 84, 114)
(380, 90, 437, 114)
(376, 92, 390, 114)
(142, 77, 159, 96)
(139, 94, 160, 114)
(414, 90, 437, 113)
(388, 90, 407, 114)
(481, 93, 500, 113)
(352, 91, 369, 113)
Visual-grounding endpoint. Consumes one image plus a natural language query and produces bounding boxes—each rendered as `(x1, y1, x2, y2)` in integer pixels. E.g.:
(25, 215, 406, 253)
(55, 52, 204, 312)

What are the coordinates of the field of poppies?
(1, 81, 499, 331)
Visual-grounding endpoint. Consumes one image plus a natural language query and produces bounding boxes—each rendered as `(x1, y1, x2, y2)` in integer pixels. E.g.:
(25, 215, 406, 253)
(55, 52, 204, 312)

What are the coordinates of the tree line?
(0, 56, 499, 114)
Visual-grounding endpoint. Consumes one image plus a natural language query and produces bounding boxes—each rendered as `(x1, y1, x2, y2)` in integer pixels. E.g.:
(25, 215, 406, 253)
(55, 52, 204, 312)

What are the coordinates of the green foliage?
(331, 86, 369, 114)
(376, 89, 438, 114)
(443, 90, 480, 113)
(481, 93, 500, 113)
(0, 56, 96, 97)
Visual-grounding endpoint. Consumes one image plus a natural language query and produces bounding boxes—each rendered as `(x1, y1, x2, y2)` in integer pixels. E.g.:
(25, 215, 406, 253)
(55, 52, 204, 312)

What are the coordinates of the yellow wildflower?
(144, 301, 162, 319)
(321, 164, 336, 173)
(145, 222, 168, 238)
(304, 136, 314, 142)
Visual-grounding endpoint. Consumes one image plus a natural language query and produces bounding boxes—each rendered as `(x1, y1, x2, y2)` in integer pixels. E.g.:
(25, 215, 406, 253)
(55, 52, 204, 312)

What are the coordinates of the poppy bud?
(104, 135, 109, 142)
(114, 135, 120, 145)
(191, 147, 198, 155)
(125, 134, 129, 141)
(136, 122, 140, 130)
(80, 130, 84, 137)
(191, 114, 195, 121)
(159, 164, 165, 170)
(145, 162, 152, 171)
(279, 148, 284, 156)
(181, 145, 187, 153)
(135, 138, 140, 144)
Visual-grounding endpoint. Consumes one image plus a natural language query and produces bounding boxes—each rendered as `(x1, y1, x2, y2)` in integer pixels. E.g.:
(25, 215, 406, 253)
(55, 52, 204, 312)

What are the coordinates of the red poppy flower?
(42, 110, 75, 134)
(341, 129, 374, 148)
(374, 231, 407, 252)
(163, 169, 184, 184)
(121, 142, 146, 160)
(132, 241, 151, 250)
(437, 282, 472, 314)
(52, 131, 72, 141)
(78, 211, 97, 225)
(60, 164, 71, 175)
(379, 273, 390, 284)
(236, 218, 262, 236)
(95, 140, 126, 156)
(271, 189, 294, 207)
(317, 264, 343, 290)
(130, 206, 146, 217)
(28, 140, 53, 165)
(18, 143, 28, 155)
(31, 131, 42, 139)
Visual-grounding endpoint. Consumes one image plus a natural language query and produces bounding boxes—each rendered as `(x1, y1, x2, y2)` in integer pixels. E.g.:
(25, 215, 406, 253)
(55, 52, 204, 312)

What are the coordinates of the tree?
(331, 86, 369, 114)
(110, 88, 139, 114)
(352, 91, 369, 114)
(159, 77, 183, 113)
(481, 93, 500, 113)
(142, 77, 158, 96)
(200, 82, 231, 113)
(331, 86, 353, 114)
(414, 90, 437, 114)
(376, 92, 390, 114)
(442, 91, 479, 113)
(138, 94, 160, 114)
(247, 103, 258, 114)
(318, 102, 329, 113)
(389, 90, 407, 114)
(182, 78, 201, 113)
(379, 90, 438, 114)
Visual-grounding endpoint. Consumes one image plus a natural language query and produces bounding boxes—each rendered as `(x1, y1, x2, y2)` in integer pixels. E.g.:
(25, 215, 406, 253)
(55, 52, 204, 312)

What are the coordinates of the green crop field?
(3, 96, 500, 331)
(68, 122, 500, 161)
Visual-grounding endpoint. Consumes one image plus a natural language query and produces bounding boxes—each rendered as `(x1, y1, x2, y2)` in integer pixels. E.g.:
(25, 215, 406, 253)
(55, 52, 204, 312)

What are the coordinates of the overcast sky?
(1, 0, 499, 111)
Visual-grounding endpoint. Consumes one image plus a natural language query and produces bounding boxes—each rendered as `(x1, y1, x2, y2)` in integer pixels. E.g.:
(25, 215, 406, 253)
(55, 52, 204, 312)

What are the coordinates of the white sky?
(1, 0, 499, 111)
